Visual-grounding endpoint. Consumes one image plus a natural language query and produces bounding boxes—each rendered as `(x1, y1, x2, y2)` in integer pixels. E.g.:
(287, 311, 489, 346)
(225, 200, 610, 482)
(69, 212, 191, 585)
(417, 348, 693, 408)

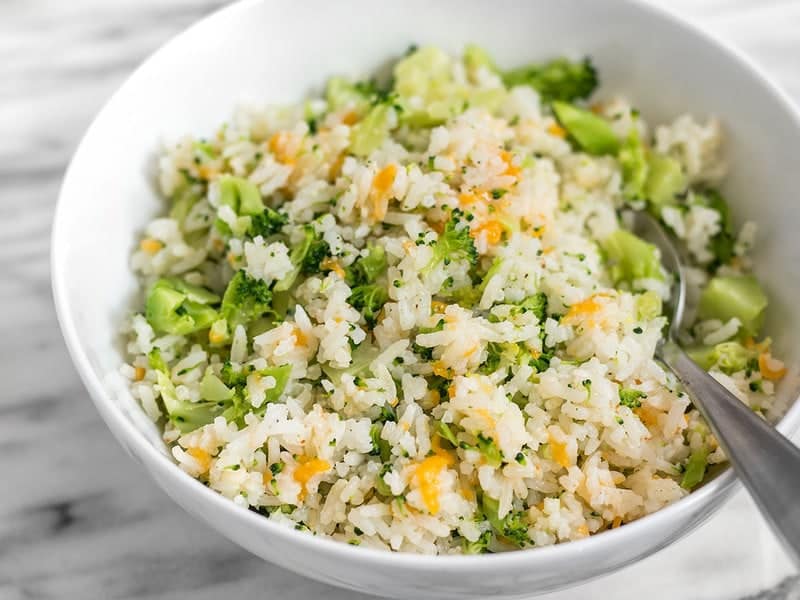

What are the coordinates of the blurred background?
(2, 1, 800, 598)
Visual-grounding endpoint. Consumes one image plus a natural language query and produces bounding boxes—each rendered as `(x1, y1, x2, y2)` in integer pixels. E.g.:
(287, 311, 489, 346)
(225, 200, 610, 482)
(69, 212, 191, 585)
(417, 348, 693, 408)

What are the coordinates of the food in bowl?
(121, 45, 786, 554)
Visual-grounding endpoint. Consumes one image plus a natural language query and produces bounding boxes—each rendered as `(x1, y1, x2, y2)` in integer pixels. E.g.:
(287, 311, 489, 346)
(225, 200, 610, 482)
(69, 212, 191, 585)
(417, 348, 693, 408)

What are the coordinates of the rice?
(121, 46, 785, 554)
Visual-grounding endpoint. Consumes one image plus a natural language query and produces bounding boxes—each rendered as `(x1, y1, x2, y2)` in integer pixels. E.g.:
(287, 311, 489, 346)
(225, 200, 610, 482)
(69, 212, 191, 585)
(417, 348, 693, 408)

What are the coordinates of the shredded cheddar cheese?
(186, 447, 211, 473)
(293, 456, 330, 500)
(759, 352, 787, 381)
(139, 238, 163, 254)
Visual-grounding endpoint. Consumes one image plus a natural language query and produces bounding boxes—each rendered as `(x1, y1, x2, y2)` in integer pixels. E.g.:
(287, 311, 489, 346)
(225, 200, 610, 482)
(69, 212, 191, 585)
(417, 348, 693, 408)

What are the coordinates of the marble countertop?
(2, 0, 800, 598)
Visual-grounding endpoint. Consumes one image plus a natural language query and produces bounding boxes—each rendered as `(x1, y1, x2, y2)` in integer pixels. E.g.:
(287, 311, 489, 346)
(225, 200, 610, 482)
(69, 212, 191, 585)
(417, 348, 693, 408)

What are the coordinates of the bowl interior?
(53, 0, 800, 587)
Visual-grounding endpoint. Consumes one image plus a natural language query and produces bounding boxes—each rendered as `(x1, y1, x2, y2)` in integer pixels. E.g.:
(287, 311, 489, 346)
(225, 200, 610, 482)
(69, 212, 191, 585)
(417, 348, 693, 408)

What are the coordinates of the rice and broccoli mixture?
(122, 46, 787, 554)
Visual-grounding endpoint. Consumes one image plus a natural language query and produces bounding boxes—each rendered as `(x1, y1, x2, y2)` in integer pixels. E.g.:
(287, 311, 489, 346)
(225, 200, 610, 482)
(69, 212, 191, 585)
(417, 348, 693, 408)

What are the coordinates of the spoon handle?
(661, 340, 800, 564)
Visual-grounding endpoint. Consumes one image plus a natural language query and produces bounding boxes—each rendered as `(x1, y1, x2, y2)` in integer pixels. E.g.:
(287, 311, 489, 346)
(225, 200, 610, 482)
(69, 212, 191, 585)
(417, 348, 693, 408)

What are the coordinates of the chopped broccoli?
(248, 207, 288, 238)
(348, 284, 389, 327)
(145, 278, 220, 335)
(369, 423, 392, 462)
(515, 292, 548, 321)
(374, 463, 394, 497)
(686, 341, 756, 373)
(476, 434, 503, 467)
(325, 77, 373, 116)
(681, 447, 710, 490)
(503, 57, 598, 104)
(156, 371, 226, 433)
(479, 342, 504, 375)
(462, 530, 492, 554)
(697, 275, 768, 337)
(199, 368, 235, 402)
(347, 244, 388, 286)
(552, 101, 619, 155)
(600, 229, 664, 284)
(421, 210, 478, 276)
(219, 364, 292, 426)
(350, 103, 394, 156)
(275, 225, 331, 291)
(147, 347, 168, 373)
(481, 494, 530, 548)
(435, 421, 460, 447)
(636, 290, 663, 321)
(218, 175, 264, 216)
(220, 270, 274, 334)
(618, 123, 649, 200)
(645, 154, 687, 214)
(619, 388, 647, 409)
(320, 342, 380, 386)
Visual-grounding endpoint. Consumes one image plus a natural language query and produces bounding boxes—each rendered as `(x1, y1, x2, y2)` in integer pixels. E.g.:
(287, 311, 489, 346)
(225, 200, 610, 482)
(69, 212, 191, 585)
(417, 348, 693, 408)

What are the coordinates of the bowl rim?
(52, 0, 800, 573)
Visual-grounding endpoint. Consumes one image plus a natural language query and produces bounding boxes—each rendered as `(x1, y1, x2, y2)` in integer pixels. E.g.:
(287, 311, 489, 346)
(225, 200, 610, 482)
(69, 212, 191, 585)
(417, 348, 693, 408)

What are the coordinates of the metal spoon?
(629, 210, 800, 564)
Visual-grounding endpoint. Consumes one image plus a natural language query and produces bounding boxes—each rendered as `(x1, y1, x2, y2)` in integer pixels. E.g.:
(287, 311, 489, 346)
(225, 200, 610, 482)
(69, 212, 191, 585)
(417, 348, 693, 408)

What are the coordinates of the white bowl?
(52, 0, 800, 597)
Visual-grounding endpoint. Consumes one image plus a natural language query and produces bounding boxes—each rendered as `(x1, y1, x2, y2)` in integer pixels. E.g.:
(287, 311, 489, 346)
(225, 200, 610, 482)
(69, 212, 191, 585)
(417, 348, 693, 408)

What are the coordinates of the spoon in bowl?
(629, 209, 800, 564)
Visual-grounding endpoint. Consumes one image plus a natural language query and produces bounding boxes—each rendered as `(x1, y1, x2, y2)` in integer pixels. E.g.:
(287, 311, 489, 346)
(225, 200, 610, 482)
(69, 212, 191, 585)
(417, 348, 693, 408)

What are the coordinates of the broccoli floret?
(476, 434, 503, 467)
(422, 210, 478, 276)
(145, 278, 220, 335)
(481, 494, 530, 548)
(515, 293, 548, 321)
(348, 284, 389, 327)
(248, 207, 288, 238)
(220, 270, 274, 333)
(275, 226, 331, 291)
(156, 371, 227, 433)
(462, 530, 492, 554)
(619, 388, 647, 409)
(479, 342, 504, 375)
(503, 57, 598, 104)
(618, 123, 649, 200)
(347, 244, 388, 286)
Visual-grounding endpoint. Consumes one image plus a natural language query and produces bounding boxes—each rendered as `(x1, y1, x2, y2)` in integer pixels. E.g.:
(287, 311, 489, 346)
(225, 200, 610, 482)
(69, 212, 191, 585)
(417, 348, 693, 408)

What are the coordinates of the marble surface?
(2, 0, 800, 598)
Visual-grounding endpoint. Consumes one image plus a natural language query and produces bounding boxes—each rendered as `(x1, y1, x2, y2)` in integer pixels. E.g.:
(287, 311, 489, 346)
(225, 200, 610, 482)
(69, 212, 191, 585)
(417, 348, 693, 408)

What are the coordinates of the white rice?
(121, 46, 784, 554)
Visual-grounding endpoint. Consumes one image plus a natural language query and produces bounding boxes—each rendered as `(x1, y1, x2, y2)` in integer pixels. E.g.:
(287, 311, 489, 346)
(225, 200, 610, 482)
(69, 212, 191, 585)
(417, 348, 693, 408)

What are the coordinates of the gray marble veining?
(1, 1, 799, 598)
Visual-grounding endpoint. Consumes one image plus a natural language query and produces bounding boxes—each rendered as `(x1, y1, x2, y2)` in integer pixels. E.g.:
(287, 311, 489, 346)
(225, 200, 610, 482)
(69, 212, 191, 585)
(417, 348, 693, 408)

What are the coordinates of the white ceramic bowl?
(52, 0, 800, 597)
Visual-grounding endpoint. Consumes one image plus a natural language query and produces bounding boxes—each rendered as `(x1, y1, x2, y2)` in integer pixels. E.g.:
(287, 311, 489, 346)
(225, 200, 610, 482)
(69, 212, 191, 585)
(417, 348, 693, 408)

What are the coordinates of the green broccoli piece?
(348, 284, 389, 327)
(199, 368, 235, 402)
(369, 423, 392, 462)
(145, 278, 220, 335)
(515, 292, 548, 321)
(552, 101, 619, 155)
(600, 229, 664, 284)
(219, 270, 274, 336)
(476, 434, 503, 467)
(645, 154, 687, 214)
(479, 342, 504, 375)
(681, 447, 710, 490)
(421, 210, 478, 276)
(503, 57, 598, 104)
(618, 123, 649, 200)
(435, 421, 460, 447)
(619, 388, 647, 409)
(347, 244, 388, 286)
(462, 530, 492, 554)
(274, 225, 331, 291)
(156, 371, 227, 433)
(697, 275, 768, 337)
(248, 207, 288, 238)
(686, 341, 756, 373)
(147, 347, 168, 373)
(481, 494, 530, 548)
(218, 175, 264, 216)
